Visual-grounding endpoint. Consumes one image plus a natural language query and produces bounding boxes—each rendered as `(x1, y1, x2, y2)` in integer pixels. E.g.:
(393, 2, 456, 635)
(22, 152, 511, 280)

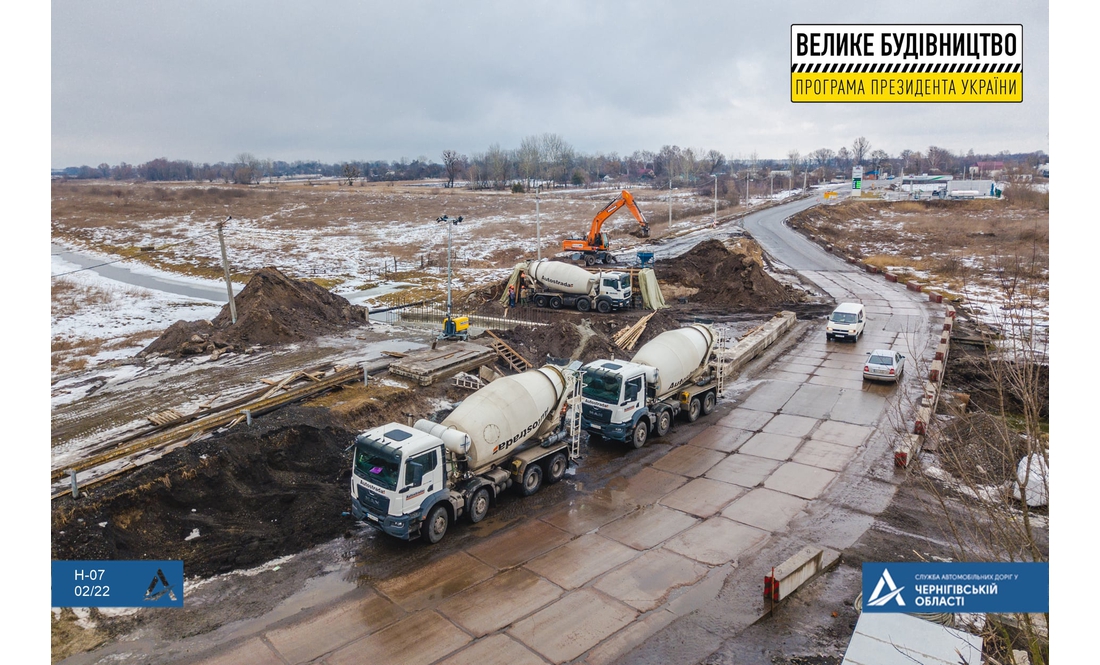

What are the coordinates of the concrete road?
(60, 193, 940, 665)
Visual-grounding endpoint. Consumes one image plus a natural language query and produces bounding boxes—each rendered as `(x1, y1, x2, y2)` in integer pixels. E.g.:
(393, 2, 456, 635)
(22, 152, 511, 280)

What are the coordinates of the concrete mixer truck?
(524, 259, 631, 313)
(349, 364, 583, 544)
(580, 324, 723, 448)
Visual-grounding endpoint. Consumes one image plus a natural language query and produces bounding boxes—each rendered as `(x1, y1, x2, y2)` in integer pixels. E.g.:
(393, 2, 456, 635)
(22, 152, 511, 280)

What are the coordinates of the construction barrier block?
(895, 451, 909, 467)
(947, 307, 956, 318)
(764, 546, 826, 602)
(895, 434, 924, 467)
(847, 256, 858, 264)
(906, 281, 924, 292)
(934, 349, 944, 361)
(940, 336, 949, 346)
(825, 244, 834, 253)
(929, 368, 940, 383)
(943, 321, 953, 332)
(885, 273, 898, 283)
(928, 292, 943, 303)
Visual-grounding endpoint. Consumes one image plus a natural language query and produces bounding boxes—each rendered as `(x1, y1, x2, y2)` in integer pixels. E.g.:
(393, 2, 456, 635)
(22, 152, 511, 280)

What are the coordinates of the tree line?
(53, 136, 1047, 189)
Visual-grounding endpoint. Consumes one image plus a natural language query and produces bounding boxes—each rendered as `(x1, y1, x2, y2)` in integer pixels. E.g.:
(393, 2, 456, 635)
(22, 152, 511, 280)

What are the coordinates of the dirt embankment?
(657, 238, 800, 310)
(142, 267, 369, 357)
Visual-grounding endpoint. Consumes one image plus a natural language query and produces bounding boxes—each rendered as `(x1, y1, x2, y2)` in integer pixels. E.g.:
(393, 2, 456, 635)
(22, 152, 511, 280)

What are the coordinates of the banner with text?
(791, 25, 1023, 103)
(862, 562, 1047, 613)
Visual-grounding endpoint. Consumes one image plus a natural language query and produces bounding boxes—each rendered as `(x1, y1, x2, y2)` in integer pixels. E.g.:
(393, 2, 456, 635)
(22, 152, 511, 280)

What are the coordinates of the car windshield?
(583, 368, 622, 403)
(354, 437, 401, 490)
(869, 355, 893, 365)
(831, 312, 858, 324)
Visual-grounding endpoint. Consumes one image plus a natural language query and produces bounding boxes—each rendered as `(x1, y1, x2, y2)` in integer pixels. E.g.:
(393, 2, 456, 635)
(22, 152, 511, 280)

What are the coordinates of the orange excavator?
(562, 190, 650, 266)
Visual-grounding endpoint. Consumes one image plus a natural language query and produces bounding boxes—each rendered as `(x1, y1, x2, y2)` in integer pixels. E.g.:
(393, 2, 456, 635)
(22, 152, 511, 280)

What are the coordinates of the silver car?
(863, 350, 905, 382)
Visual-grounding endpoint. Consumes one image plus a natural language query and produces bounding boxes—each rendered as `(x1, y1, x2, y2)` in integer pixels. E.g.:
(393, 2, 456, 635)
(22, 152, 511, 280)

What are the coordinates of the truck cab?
(350, 423, 449, 540)
(595, 272, 632, 311)
(579, 360, 654, 443)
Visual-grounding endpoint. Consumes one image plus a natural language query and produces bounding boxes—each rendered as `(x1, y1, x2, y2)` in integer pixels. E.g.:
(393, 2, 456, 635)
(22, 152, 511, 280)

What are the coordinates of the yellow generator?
(441, 316, 469, 340)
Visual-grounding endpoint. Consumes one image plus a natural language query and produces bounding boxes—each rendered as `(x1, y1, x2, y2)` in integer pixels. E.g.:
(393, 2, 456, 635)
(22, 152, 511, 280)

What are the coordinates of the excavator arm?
(563, 190, 650, 256)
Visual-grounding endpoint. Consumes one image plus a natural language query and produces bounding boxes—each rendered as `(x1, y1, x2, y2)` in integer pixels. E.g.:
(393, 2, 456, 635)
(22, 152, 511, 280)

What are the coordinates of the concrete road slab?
(265, 591, 405, 664)
(821, 359, 867, 371)
(688, 425, 753, 453)
(715, 408, 773, 432)
(195, 638, 282, 665)
(607, 466, 688, 505)
(813, 366, 862, 379)
(764, 462, 838, 499)
(808, 374, 867, 390)
(781, 384, 842, 420)
(598, 505, 700, 550)
(762, 413, 819, 438)
(720, 488, 808, 533)
(775, 358, 824, 372)
(468, 518, 573, 569)
(508, 589, 637, 663)
(663, 516, 769, 565)
(738, 432, 804, 461)
(541, 495, 634, 536)
(436, 634, 547, 665)
(327, 611, 470, 665)
(885, 313, 923, 332)
(594, 549, 709, 611)
(738, 381, 799, 412)
(705, 453, 781, 488)
(525, 533, 638, 589)
(659, 477, 744, 517)
(581, 608, 678, 665)
(437, 568, 563, 637)
(652, 444, 728, 478)
(811, 420, 874, 447)
(375, 551, 496, 612)
(769, 369, 813, 384)
(792, 438, 859, 471)
(831, 389, 887, 426)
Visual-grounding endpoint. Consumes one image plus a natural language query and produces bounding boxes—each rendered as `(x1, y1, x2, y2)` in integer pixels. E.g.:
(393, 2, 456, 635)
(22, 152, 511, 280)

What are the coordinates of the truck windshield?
(619, 275, 630, 291)
(583, 369, 622, 403)
(353, 437, 401, 490)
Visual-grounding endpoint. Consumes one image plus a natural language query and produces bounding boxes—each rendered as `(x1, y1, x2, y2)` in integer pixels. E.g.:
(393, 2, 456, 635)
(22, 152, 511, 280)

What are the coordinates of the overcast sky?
(51, 1, 1048, 168)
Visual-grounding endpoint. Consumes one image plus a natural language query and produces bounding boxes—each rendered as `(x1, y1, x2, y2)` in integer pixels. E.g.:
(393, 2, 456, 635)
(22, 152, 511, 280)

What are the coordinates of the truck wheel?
(631, 421, 649, 449)
(535, 295, 548, 308)
(467, 488, 490, 524)
(686, 397, 702, 422)
(544, 452, 568, 484)
(577, 297, 592, 312)
(702, 392, 717, 415)
(519, 464, 543, 496)
(423, 504, 449, 544)
(602, 254, 614, 264)
(585, 254, 598, 266)
(596, 299, 612, 314)
(550, 296, 563, 309)
(655, 409, 672, 437)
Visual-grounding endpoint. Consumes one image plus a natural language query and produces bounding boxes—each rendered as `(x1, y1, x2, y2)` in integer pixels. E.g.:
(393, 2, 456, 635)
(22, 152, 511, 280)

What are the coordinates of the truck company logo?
(791, 24, 1022, 103)
(866, 568, 906, 607)
(493, 406, 553, 455)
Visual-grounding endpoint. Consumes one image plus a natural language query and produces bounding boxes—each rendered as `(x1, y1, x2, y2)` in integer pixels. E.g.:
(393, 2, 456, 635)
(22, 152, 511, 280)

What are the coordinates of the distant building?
(1037, 163, 1049, 177)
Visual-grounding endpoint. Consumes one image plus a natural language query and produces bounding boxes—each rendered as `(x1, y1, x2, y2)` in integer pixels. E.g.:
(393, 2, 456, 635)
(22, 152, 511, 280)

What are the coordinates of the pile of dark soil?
(936, 411, 1034, 487)
(657, 238, 799, 309)
(141, 267, 369, 357)
(943, 345, 1049, 418)
(491, 308, 685, 367)
(52, 407, 358, 578)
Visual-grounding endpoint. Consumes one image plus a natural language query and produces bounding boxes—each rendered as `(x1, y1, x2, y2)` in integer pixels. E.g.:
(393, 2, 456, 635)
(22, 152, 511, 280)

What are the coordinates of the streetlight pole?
(436, 215, 463, 337)
(535, 185, 541, 260)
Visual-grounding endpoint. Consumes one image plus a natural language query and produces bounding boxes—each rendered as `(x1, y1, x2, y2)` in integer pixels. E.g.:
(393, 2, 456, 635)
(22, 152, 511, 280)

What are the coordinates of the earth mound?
(142, 267, 369, 357)
(658, 238, 798, 308)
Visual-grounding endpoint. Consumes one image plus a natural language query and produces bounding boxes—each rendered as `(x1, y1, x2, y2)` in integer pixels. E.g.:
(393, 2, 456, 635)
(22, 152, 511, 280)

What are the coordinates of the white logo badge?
(867, 568, 906, 607)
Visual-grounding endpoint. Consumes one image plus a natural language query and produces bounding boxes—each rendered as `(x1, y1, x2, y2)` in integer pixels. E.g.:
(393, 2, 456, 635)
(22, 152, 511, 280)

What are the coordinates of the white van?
(826, 302, 866, 341)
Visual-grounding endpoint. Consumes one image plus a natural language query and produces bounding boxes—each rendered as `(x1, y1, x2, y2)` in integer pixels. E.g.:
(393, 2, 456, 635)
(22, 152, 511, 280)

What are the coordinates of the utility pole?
(712, 174, 718, 226)
(535, 185, 541, 260)
(217, 216, 237, 324)
(668, 178, 673, 233)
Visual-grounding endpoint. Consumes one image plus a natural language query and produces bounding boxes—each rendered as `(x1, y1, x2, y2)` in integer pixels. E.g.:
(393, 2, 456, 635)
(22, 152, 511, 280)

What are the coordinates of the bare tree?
(926, 145, 950, 172)
(836, 146, 852, 173)
(787, 150, 801, 177)
(851, 136, 871, 165)
(342, 163, 360, 186)
(441, 150, 464, 188)
(233, 152, 260, 185)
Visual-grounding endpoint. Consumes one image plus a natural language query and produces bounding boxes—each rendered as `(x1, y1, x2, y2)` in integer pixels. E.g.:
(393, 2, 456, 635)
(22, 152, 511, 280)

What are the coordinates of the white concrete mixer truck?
(525, 259, 631, 313)
(349, 364, 582, 543)
(580, 324, 722, 448)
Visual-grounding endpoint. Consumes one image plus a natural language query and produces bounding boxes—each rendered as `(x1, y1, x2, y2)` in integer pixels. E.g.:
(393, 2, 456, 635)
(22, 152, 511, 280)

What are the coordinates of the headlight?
(392, 521, 403, 527)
